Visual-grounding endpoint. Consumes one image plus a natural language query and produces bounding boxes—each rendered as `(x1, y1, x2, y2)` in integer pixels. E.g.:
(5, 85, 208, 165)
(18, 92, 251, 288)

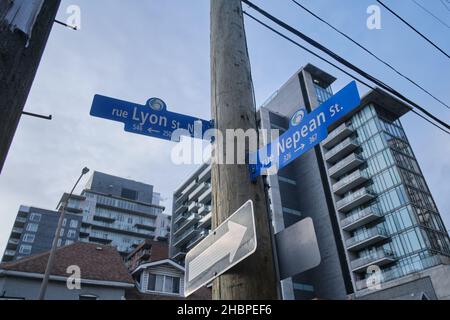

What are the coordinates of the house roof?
(131, 259, 185, 275)
(0, 242, 133, 285)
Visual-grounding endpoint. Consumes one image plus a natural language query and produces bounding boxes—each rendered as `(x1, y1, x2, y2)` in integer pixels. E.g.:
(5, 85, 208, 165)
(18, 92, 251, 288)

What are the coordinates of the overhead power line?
(241, 0, 450, 133)
(242, 11, 449, 134)
(376, 0, 450, 60)
(411, 0, 450, 29)
(289, 0, 450, 110)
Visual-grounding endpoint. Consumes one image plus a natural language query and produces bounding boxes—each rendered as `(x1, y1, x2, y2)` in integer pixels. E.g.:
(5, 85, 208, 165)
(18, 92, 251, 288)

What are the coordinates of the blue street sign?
(90, 95, 212, 142)
(250, 81, 361, 180)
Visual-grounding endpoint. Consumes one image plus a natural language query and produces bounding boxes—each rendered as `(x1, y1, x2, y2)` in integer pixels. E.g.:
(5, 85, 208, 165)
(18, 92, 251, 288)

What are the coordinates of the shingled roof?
(0, 242, 133, 285)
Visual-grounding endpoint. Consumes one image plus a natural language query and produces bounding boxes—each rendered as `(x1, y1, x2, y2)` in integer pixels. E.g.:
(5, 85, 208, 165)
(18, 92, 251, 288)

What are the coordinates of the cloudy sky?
(1, 0, 449, 255)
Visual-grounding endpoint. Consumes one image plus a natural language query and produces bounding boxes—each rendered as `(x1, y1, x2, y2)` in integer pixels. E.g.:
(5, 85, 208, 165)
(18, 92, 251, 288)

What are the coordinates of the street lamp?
(37, 167, 90, 300)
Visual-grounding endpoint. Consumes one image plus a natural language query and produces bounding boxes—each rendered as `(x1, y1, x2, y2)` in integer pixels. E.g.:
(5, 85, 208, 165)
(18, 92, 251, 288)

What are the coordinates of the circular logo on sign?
(147, 98, 166, 111)
(291, 109, 305, 127)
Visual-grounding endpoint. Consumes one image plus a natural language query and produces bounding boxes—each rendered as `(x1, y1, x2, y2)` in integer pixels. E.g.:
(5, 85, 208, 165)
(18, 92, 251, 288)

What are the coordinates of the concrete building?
(0, 242, 134, 300)
(170, 164, 212, 264)
(2, 206, 82, 263)
(169, 64, 450, 300)
(60, 171, 169, 257)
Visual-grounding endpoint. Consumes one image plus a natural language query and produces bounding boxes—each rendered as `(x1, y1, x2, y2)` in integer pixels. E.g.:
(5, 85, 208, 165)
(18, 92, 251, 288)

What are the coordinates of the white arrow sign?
(188, 221, 247, 281)
(184, 200, 256, 297)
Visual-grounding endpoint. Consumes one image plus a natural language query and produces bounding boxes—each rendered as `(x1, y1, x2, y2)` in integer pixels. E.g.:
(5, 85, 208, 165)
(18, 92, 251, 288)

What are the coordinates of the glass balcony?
(173, 212, 189, 225)
(346, 226, 389, 251)
(322, 123, 353, 149)
(341, 207, 382, 231)
(198, 212, 212, 228)
(355, 255, 442, 291)
(15, 217, 27, 225)
(188, 201, 201, 212)
(93, 212, 116, 223)
(4, 250, 16, 256)
(173, 226, 199, 247)
(351, 249, 396, 272)
(328, 153, 365, 179)
(198, 187, 212, 204)
(186, 230, 209, 250)
(333, 170, 369, 196)
(198, 204, 211, 216)
(325, 137, 359, 163)
(189, 182, 211, 201)
(11, 227, 23, 237)
(174, 203, 188, 215)
(336, 187, 376, 213)
(198, 166, 211, 184)
(173, 213, 200, 236)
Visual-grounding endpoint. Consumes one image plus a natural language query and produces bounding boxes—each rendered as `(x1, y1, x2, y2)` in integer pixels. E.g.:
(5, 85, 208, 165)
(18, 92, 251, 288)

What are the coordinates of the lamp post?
(37, 167, 90, 300)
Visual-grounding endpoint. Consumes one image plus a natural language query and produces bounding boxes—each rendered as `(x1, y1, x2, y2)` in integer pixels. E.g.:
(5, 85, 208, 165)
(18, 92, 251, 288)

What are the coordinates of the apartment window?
(60, 228, 65, 237)
(147, 274, 181, 294)
(67, 230, 76, 239)
(30, 213, 42, 222)
(19, 245, 32, 255)
(121, 188, 138, 201)
(70, 220, 79, 228)
(26, 223, 38, 232)
(65, 240, 74, 246)
(62, 218, 67, 227)
(57, 238, 62, 247)
(22, 234, 35, 243)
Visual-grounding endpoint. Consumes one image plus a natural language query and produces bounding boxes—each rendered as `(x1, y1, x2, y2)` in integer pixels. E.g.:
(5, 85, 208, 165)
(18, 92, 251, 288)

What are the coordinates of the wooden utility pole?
(210, 0, 278, 300)
(0, 0, 61, 174)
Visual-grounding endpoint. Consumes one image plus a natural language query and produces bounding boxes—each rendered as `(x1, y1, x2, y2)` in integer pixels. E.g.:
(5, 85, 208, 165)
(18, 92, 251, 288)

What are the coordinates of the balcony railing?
(325, 137, 359, 163)
(189, 182, 211, 202)
(11, 227, 23, 235)
(8, 239, 19, 245)
(341, 206, 382, 231)
(4, 250, 16, 256)
(355, 254, 443, 291)
(322, 122, 353, 149)
(188, 202, 201, 212)
(350, 249, 396, 272)
(346, 226, 388, 251)
(186, 230, 209, 250)
(15, 217, 27, 224)
(328, 153, 365, 179)
(198, 187, 212, 204)
(336, 187, 376, 212)
(173, 213, 200, 236)
(173, 212, 189, 225)
(173, 225, 198, 247)
(198, 212, 212, 228)
(333, 170, 369, 195)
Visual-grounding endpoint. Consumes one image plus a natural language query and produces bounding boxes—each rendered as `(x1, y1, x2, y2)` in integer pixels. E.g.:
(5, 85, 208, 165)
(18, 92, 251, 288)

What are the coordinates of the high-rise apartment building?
(59, 171, 169, 256)
(2, 206, 82, 262)
(170, 164, 212, 264)
(169, 64, 450, 300)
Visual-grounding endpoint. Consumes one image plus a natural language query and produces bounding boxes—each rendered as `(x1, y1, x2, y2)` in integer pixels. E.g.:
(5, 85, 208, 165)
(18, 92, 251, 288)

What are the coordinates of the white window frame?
(22, 233, 35, 243)
(69, 220, 78, 228)
(19, 245, 32, 255)
(30, 213, 42, 222)
(67, 229, 76, 239)
(26, 223, 39, 232)
(146, 273, 181, 295)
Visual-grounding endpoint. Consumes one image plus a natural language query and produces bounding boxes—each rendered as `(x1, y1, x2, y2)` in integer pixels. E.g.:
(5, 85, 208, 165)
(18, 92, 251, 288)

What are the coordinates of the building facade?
(2, 206, 82, 263)
(59, 171, 169, 256)
(170, 164, 212, 264)
(169, 64, 450, 300)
